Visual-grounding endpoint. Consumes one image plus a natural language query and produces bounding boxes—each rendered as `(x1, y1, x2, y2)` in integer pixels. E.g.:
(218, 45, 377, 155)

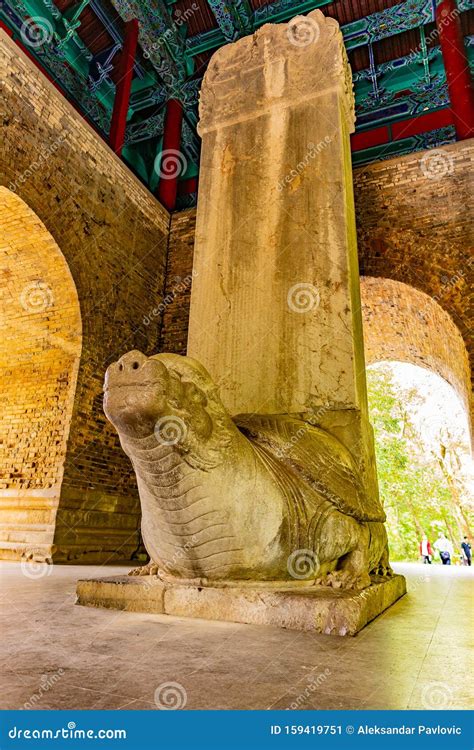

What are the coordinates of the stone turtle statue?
(104, 350, 392, 590)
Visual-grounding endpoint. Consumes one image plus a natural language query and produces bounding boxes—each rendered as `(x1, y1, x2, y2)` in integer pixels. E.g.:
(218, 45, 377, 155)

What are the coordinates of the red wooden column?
(157, 98, 184, 212)
(109, 18, 139, 155)
(436, 0, 474, 140)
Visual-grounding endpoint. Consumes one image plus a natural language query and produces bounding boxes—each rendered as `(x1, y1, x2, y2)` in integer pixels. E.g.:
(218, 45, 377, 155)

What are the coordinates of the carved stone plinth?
(76, 574, 406, 636)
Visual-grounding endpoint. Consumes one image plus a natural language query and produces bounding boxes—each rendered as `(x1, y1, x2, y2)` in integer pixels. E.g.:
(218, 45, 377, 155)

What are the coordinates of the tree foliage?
(367, 365, 473, 562)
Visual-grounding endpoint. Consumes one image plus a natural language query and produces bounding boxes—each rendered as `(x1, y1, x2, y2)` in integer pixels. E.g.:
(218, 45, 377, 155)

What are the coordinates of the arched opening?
(367, 362, 473, 563)
(360, 277, 473, 563)
(0, 188, 82, 561)
(361, 276, 471, 429)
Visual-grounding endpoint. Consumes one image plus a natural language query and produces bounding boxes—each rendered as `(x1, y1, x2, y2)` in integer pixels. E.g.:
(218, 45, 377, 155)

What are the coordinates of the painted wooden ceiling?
(1, 0, 473, 208)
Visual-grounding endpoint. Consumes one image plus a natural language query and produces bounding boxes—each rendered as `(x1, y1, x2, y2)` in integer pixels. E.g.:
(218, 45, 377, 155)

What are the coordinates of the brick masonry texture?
(0, 33, 170, 562)
(354, 140, 473, 401)
(160, 141, 473, 426)
(159, 208, 197, 355)
(361, 277, 470, 417)
(0, 189, 81, 560)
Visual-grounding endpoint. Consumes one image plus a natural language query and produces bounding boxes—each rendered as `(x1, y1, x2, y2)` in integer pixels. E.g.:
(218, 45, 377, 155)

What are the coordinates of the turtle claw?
(371, 563, 393, 578)
(319, 569, 371, 591)
(128, 562, 160, 576)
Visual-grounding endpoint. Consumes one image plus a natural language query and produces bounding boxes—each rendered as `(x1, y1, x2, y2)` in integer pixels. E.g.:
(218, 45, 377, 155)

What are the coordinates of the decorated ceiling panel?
(1, 0, 473, 209)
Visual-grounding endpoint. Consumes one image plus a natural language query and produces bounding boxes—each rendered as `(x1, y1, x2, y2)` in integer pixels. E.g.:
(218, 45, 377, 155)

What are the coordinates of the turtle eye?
(186, 382, 207, 405)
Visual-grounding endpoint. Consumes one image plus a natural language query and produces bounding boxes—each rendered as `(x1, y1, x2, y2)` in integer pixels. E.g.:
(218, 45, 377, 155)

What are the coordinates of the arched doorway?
(367, 362, 472, 563)
(0, 188, 82, 561)
(360, 276, 472, 562)
(360, 276, 471, 437)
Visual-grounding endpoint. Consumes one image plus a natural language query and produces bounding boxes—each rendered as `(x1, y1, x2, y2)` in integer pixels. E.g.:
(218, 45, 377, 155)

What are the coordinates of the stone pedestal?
(76, 574, 406, 636)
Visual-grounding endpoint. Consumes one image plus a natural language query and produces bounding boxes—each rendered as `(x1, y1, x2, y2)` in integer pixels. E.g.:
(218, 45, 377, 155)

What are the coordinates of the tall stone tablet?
(188, 9, 363, 419)
(187, 9, 378, 502)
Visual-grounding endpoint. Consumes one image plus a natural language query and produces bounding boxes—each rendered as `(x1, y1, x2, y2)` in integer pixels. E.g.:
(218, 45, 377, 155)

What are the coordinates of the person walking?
(461, 537, 472, 566)
(433, 532, 454, 565)
(419, 534, 433, 564)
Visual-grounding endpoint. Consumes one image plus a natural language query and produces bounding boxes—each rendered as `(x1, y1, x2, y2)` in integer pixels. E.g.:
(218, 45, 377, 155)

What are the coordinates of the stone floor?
(0, 561, 472, 711)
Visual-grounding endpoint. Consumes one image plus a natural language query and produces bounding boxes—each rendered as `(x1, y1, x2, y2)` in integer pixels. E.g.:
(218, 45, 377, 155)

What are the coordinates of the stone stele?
(77, 11, 406, 635)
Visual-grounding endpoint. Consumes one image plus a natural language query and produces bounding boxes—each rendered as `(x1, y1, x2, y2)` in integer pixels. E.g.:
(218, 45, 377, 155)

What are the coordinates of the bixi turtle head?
(103, 351, 233, 468)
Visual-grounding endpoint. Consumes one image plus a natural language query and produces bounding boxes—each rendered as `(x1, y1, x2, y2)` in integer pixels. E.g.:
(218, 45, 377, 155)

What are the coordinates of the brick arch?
(0, 188, 82, 560)
(1, 35, 171, 562)
(360, 276, 471, 432)
(353, 141, 473, 403)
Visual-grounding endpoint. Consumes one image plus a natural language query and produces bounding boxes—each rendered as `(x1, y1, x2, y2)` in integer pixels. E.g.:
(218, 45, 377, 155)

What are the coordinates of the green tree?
(367, 365, 473, 562)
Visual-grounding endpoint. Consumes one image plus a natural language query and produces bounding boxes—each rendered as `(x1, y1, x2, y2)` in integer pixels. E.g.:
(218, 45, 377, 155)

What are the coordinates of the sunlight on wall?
(0, 188, 82, 561)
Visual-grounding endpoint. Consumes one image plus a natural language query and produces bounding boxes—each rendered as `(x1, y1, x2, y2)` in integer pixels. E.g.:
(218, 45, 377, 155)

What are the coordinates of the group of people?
(419, 533, 471, 566)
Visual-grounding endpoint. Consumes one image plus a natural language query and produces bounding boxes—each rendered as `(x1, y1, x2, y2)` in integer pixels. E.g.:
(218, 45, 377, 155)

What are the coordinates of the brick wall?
(354, 140, 473, 397)
(160, 141, 473, 425)
(0, 32, 170, 562)
(159, 208, 197, 355)
(0, 190, 81, 560)
(361, 277, 471, 418)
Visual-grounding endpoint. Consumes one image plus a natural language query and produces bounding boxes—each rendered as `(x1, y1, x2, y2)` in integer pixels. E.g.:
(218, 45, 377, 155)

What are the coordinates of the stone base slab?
(76, 574, 406, 636)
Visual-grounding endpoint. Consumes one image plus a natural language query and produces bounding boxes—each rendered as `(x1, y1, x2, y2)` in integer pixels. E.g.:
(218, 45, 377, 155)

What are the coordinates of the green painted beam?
(252, 0, 332, 27)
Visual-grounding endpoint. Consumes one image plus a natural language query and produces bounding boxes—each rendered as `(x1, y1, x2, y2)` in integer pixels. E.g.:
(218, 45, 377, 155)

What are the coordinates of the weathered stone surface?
(185, 11, 382, 515)
(188, 10, 363, 419)
(197, 10, 354, 136)
(77, 575, 165, 614)
(160, 141, 473, 432)
(103, 351, 390, 589)
(76, 573, 407, 636)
